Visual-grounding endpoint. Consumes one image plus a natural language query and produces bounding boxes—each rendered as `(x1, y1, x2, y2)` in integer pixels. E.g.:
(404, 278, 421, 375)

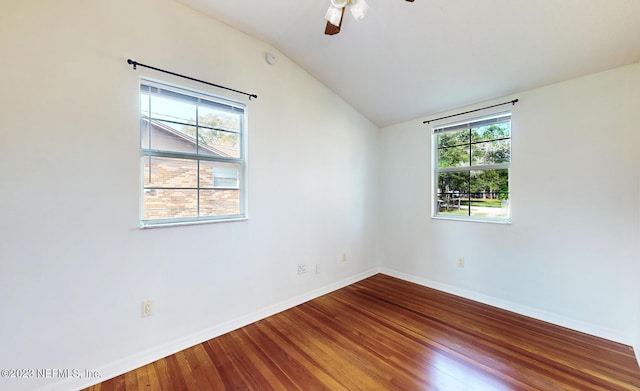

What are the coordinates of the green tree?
(437, 123, 510, 200)
(181, 112, 240, 152)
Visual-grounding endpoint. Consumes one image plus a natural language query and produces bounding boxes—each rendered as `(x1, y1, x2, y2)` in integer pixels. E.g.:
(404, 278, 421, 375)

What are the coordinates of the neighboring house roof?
(142, 117, 237, 158)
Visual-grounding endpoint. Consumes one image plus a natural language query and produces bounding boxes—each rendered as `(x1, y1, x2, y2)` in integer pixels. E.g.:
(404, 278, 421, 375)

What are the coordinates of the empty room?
(1, 0, 639, 390)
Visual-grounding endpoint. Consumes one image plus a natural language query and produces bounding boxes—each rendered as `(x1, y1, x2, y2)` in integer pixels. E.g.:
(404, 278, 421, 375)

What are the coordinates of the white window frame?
(138, 78, 248, 228)
(431, 110, 512, 224)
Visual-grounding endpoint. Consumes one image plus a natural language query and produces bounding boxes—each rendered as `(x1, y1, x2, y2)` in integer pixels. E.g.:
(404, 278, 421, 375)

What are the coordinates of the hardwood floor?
(85, 274, 640, 390)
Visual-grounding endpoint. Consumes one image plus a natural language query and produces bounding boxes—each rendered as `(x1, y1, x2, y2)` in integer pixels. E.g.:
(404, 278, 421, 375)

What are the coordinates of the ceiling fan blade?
(405, 0, 415, 2)
(324, 21, 340, 35)
(324, 7, 345, 35)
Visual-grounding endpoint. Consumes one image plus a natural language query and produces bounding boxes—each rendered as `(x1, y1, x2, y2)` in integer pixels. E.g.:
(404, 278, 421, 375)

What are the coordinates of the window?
(139, 79, 247, 227)
(432, 111, 511, 222)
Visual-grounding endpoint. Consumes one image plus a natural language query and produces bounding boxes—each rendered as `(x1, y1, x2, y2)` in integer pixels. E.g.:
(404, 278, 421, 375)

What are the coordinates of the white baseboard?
(41, 267, 381, 391)
(380, 267, 632, 346)
(635, 344, 640, 369)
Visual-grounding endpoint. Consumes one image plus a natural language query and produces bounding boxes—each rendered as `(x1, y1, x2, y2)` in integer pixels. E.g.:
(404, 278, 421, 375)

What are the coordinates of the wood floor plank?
(246, 319, 346, 390)
(142, 361, 162, 391)
(84, 274, 640, 390)
(133, 363, 150, 390)
(226, 328, 296, 390)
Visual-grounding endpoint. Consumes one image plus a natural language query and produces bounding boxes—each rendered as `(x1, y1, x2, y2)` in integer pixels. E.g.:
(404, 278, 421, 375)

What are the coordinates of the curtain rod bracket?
(126, 58, 257, 100)
(424, 99, 518, 125)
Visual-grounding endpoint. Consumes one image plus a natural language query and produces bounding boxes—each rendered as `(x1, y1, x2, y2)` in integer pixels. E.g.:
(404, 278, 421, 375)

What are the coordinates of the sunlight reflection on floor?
(428, 351, 512, 390)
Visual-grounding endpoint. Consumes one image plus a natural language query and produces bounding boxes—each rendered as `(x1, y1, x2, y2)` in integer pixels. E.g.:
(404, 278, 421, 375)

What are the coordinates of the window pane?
(143, 157, 197, 188)
(140, 118, 150, 150)
(198, 103, 241, 132)
(149, 92, 196, 124)
(471, 122, 511, 143)
(141, 91, 150, 119)
(438, 145, 470, 168)
(198, 161, 240, 189)
(197, 128, 241, 158)
(471, 139, 511, 165)
(199, 190, 241, 217)
(146, 121, 197, 154)
(469, 169, 509, 218)
(436, 172, 470, 216)
(437, 129, 468, 148)
(143, 189, 198, 220)
(437, 129, 470, 168)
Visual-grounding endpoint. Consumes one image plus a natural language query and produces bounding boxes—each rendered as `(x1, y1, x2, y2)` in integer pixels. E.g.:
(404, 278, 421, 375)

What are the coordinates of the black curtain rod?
(423, 99, 518, 124)
(127, 59, 257, 100)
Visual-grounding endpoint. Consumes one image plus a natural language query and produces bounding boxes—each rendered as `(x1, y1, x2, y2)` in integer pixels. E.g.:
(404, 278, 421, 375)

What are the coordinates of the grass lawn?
(460, 198, 505, 208)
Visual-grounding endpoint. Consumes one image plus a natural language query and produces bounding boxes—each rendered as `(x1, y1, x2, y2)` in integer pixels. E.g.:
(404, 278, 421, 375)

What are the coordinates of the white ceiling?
(178, 0, 640, 127)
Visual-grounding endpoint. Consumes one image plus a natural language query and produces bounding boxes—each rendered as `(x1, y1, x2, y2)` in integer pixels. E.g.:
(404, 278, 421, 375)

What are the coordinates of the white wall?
(380, 63, 640, 344)
(636, 302, 640, 366)
(637, 199, 640, 365)
(0, 1, 380, 390)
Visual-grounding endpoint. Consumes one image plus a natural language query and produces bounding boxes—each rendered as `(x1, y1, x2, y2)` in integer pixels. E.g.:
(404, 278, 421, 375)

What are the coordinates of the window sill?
(431, 215, 511, 225)
(140, 216, 248, 229)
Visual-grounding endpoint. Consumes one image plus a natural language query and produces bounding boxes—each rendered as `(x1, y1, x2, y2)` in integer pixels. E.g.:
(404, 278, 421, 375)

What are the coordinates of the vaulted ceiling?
(178, 0, 640, 127)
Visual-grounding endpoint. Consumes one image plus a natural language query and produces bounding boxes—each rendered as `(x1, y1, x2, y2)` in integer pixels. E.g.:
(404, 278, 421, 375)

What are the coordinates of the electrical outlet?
(315, 264, 321, 274)
(142, 300, 153, 317)
(457, 257, 465, 268)
(341, 253, 347, 262)
(297, 264, 307, 274)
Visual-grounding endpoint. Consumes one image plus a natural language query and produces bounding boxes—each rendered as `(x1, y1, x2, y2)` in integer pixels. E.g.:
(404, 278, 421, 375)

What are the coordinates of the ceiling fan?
(324, 0, 414, 35)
